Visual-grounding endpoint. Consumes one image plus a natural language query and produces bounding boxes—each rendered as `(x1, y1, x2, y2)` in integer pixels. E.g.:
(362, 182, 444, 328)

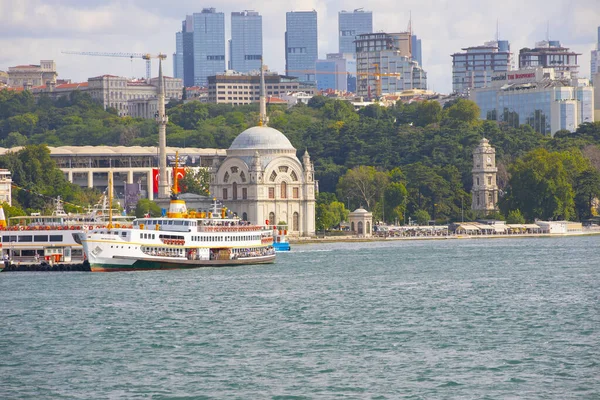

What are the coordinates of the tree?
(500, 149, 575, 221)
(414, 209, 430, 225)
(506, 209, 525, 224)
(573, 168, 600, 220)
(336, 166, 389, 210)
(444, 99, 480, 125)
(179, 168, 210, 196)
(383, 182, 408, 224)
(1, 202, 26, 219)
(135, 199, 162, 218)
(415, 101, 442, 127)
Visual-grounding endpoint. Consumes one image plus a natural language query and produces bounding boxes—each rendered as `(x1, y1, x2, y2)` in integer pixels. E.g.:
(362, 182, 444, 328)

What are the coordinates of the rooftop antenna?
(496, 19, 499, 42)
(546, 20, 550, 42)
(408, 11, 412, 35)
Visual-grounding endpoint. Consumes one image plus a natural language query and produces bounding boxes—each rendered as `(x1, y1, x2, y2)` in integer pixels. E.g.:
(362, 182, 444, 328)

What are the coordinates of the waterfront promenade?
(290, 226, 600, 244)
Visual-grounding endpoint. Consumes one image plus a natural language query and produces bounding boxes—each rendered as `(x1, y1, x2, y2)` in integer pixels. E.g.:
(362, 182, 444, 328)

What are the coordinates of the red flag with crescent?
(152, 169, 160, 193)
(173, 168, 185, 193)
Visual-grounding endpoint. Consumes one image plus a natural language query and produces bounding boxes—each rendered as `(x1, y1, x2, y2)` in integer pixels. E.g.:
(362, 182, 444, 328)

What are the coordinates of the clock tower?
(471, 138, 498, 215)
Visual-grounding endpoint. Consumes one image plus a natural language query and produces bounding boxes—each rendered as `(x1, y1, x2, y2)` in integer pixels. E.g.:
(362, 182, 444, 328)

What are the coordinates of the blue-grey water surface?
(1, 236, 599, 399)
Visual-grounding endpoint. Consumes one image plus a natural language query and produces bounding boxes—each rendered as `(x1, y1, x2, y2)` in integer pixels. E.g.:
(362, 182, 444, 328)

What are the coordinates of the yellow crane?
(61, 51, 167, 80)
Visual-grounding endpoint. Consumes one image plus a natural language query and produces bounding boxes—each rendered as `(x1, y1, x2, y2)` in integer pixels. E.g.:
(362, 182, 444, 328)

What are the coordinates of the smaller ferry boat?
(0, 196, 132, 264)
(77, 169, 275, 272)
(272, 225, 291, 252)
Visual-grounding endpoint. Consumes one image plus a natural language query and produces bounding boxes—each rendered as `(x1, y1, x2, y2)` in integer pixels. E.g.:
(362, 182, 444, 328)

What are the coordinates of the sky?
(0, 0, 599, 94)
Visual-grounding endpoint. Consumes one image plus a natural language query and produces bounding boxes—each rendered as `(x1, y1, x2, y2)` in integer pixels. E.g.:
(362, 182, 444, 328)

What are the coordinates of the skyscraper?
(285, 11, 318, 83)
(173, 16, 195, 87)
(229, 11, 263, 73)
(338, 9, 373, 55)
(411, 34, 422, 67)
(193, 8, 226, 87)
(591, 26, 600, 84)
(174, 31, 183, 80)
(451, 40, 512, 94)
(182, 16, 195, 88)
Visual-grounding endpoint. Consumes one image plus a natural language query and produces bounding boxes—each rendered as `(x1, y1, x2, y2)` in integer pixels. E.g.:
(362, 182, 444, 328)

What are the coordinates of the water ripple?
(0, 236, 599, 398)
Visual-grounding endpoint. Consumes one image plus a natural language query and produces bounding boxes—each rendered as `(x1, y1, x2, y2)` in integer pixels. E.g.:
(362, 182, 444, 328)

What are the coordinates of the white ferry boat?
(0, 196, 132, 264)
(77, 195, 276, 272)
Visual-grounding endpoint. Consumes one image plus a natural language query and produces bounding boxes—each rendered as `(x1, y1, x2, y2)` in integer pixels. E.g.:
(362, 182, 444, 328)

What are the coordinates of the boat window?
(175, 221, 184, 225)
(34, 235, 49, 242)
(2, 235, 16, 242)
(18, 235, 33, 242)
(49, 235, 63, 242)
(121, 232, 127, 237)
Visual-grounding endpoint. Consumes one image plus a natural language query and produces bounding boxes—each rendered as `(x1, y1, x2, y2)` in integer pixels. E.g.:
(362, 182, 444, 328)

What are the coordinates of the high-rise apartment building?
(355, 32, 427, 98)
(193, 8, 226, 87)
(591, 26, 600, 84)
(285, 11, 318, 83)
(519, 40, 580, 79)
(338, 9, 373, 55)
(451, 40, 511, 95)
(229, 11, 263, 73)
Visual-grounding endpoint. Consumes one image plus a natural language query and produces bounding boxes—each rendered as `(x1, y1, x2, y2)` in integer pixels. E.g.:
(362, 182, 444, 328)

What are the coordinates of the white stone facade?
(471, 138, 498, 214)
(87, 75, 182, 117)
(8, 60, 57, 87)
(348, 208, 373, 237)
(210, 126, 316, 237)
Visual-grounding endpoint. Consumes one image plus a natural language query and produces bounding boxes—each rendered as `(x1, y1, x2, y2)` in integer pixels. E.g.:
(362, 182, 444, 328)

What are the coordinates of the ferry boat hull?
(89, 254, 275, 272)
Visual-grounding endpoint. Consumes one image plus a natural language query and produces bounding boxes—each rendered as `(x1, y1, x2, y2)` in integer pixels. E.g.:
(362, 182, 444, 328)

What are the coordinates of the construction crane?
(285, 68, 402, 99)
(61, 51, 167, 80)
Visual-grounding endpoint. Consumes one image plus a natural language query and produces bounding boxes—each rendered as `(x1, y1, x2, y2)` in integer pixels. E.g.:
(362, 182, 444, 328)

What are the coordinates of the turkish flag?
(173, 168, 186, 181)
(152, 169, 160, 193)
(173, 167, 186, 193)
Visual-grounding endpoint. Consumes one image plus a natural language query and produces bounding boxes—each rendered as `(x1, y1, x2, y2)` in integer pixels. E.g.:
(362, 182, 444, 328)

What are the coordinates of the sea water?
(1, 237, 598, 399)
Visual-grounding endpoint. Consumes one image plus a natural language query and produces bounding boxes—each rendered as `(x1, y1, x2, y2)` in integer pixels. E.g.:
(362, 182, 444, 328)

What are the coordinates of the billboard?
(124, 183, 141, 214)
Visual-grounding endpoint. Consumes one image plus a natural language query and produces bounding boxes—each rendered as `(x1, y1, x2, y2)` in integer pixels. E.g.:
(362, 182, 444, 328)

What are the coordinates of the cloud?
(0, 0, 598, 94)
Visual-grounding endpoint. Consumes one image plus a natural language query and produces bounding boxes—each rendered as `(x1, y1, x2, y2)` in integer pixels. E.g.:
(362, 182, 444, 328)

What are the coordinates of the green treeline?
(2, 89, 600, 226)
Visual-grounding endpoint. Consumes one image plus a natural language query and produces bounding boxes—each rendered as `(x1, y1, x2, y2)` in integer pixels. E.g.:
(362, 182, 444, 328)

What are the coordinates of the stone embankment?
(2, 261, 91, 272)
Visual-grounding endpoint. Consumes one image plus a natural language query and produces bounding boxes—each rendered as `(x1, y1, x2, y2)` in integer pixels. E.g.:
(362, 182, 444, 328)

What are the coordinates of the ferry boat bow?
(77, 195, 275, 272)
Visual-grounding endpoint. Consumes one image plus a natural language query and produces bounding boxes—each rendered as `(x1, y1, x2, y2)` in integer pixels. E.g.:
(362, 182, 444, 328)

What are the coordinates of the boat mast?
(107, 172, 113, 230)
(172, 150, 180, 199)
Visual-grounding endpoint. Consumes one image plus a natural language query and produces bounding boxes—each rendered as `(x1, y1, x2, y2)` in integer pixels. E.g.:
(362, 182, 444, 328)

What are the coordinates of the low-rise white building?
(8, 60, 57, 87)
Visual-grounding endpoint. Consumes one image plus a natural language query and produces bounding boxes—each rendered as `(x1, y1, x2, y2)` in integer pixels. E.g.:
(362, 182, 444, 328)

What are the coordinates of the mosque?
(208, 66, 317, 237)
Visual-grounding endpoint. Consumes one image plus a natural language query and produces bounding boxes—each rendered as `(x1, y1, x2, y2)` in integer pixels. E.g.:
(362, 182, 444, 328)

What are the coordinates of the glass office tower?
(591, 26, 600, 84)
(411, 34, 422, 67)
(230, 11, 263, 73)
(193, 8, 226, 87)
(338, 9, 373, 55)
(174, 31, 183, 80)
(285, 11, 318, 83)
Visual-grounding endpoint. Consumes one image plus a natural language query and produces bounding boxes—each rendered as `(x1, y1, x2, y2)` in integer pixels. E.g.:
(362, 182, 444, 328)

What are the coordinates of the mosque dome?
(229, 126, 295, 151)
